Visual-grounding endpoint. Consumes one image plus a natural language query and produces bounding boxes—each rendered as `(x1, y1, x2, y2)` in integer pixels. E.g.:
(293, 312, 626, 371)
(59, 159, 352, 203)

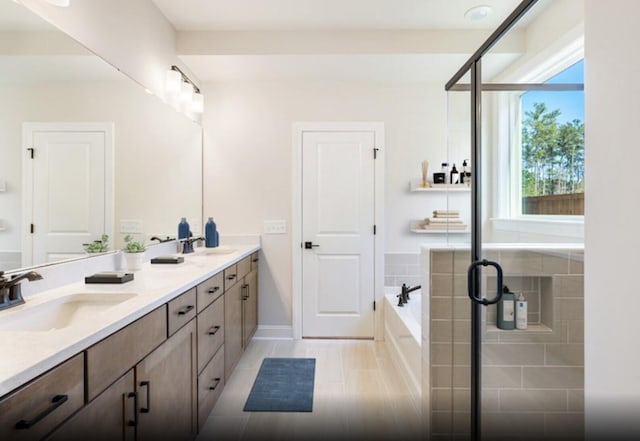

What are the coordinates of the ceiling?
(151, 0, 533, 83)
(151, 0, 523, 31)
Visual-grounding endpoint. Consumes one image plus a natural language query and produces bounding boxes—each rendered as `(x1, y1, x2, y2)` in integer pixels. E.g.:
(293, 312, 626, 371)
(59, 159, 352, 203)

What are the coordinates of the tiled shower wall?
(429, 248, 584, 440)
(385, 253, 421, 287)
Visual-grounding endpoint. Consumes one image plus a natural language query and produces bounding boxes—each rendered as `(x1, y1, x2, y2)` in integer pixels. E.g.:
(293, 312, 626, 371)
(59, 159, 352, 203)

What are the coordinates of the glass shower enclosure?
(427, 1, 585, 439)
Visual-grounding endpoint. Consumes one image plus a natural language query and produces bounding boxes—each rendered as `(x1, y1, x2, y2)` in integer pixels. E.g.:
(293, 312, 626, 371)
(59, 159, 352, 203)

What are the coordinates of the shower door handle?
(304, 242, 319, 249)
(467, 259, 504, 305)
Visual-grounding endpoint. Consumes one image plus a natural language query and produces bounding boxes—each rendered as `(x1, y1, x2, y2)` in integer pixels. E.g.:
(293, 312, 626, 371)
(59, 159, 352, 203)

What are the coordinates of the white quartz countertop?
(0, 243, 260, 398)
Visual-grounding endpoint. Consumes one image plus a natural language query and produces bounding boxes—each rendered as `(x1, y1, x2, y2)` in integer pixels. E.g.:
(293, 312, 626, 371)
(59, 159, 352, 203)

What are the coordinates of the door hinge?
(30, 223, 34, 234)
(373, 301, 376, 311)
(373, 225, 377, 235)
(373, 147, 379, 159)
(27, 148, 34, 159)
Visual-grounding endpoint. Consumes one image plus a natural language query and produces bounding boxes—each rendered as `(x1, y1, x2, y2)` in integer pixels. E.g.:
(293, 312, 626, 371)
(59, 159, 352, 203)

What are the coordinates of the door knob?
(304, 241, 319, 249)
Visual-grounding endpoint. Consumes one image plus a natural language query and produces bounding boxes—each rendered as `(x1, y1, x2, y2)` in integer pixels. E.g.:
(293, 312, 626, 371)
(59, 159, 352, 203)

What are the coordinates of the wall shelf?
(410, 220, 469, 234)
(409, 180, 471, 192)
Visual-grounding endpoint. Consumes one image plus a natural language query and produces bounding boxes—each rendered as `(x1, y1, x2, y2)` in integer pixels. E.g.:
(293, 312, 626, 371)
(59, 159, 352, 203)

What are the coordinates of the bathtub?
(383, 287, 421, 398)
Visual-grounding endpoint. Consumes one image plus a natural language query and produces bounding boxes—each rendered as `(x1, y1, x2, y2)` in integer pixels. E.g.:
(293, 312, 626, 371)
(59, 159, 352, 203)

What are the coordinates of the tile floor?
(196, 338, 424, 441)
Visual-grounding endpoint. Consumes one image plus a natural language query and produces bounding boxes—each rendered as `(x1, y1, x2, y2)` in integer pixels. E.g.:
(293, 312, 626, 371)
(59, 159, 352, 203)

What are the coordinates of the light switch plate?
(119, 219, 143, 234)
(264, 220, 287, 234)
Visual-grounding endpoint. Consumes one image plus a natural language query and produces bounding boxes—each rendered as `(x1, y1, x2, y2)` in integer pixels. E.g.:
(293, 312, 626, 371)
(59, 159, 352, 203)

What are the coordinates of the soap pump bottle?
(497, 285, 515, 330)
(450, 163, 459, 184)
(205, 217, 218, 248)
(178, 217, 190, 240)
(516, 293, 528, 330)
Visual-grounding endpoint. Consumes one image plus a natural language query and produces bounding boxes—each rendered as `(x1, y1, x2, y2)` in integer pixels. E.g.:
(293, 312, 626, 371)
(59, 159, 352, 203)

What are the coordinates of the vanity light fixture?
(165, 65, 203, 114)
(464, 5, 493, 22)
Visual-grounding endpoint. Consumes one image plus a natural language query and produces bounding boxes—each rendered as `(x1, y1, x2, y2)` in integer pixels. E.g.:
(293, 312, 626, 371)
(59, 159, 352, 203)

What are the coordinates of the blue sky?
(521, 60, 584, 124)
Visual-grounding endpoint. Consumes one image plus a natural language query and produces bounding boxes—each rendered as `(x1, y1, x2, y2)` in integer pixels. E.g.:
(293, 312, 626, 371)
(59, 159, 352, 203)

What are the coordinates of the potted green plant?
(83, 234, 109, 254)
(122, 234, 146, 270)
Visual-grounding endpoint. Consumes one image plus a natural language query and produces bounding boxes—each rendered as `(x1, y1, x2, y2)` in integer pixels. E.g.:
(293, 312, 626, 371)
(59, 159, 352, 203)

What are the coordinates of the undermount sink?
(0, 293, 136, 332)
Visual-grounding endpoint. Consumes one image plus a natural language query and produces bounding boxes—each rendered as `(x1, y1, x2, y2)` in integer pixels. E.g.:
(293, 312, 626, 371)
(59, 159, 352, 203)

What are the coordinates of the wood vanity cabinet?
(224, 253, 259, 380)
(135, 319, 197, 441)
(0, 354, 84, 441)
(46, 370, 136, 441)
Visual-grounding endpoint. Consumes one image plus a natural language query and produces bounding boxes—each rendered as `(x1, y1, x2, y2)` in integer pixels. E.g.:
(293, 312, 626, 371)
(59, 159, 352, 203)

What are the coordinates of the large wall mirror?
(0, 1, 202, 273)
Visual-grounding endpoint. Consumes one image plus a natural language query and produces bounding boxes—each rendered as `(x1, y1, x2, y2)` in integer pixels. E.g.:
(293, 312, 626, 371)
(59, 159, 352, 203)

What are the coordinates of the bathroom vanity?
(0, 244, 259, 440)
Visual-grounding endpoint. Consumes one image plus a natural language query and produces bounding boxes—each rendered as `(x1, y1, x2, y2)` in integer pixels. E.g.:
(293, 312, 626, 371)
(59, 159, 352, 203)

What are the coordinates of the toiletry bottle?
(450, 163, 459, 184)
(516, 293, 528, 330)
(178, 217, 190, 240)
(461, 159, 468, 184)
(205, 217, 218, 248)
(433, 162, 448, 184)
(497, 285, 515, 330)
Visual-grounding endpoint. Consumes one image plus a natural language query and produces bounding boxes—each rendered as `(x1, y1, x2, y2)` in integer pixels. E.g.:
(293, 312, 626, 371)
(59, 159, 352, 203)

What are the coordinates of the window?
(519, 60, 584, 215)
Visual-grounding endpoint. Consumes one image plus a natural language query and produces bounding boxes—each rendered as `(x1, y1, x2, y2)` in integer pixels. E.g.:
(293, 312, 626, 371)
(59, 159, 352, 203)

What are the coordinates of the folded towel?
(424, 217, 464, 224)
(433, 210, 460, 216)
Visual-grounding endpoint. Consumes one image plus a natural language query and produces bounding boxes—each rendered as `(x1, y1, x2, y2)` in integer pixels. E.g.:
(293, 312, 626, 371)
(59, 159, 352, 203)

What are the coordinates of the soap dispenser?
(497, 285, 515, 330)
(178, 217, 190, 240)
(205, 217, 218, 248)
(450, 163, 459, 184)
(516, 293, 528, 330)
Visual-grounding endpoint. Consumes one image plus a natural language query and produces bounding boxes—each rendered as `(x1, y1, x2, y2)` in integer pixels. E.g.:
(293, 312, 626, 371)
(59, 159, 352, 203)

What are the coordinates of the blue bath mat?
(243, 357, 316, 412)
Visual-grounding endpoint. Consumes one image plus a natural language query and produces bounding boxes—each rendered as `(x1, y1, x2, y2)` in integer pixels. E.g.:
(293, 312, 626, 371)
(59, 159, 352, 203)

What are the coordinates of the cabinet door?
(46, 370, 135, 441)
(242, 269, 258, 348)
(136, 319, 197, 441)
(224, 281, 243, 381)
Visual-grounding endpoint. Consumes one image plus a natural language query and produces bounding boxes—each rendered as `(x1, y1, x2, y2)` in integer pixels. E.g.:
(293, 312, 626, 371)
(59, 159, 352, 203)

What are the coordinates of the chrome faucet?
(0, 270, 43, 311)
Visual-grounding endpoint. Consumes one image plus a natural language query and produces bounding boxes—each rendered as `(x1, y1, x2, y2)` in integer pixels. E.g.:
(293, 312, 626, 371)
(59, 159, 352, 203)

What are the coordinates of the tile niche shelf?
(409, 179, 471, 234)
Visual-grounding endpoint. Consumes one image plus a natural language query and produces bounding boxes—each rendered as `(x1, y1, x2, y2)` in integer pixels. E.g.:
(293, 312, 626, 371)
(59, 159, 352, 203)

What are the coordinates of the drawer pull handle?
(127, 392, 137, 427)
(208, 325, 220, 336)
(140, 381, 151, 413)
(208, 378, 221, 391)
(242, 284, 249, 300)
(208, 286, 220, 294)
(15, 394, 68, 429)
(177, 305, 194, 315)
(252, 258, 259, 263)
(226, 274, 236, 280)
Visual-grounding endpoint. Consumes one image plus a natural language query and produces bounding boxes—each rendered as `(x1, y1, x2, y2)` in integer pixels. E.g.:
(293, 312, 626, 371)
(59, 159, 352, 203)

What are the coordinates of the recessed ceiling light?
(464, 5, 493, 22)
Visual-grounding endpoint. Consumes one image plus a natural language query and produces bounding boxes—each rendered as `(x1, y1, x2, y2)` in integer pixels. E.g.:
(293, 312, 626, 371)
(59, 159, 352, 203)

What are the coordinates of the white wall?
(18, 0, 199, 99)
(584, 0, 640, 438)
(202, 80, 460, 327)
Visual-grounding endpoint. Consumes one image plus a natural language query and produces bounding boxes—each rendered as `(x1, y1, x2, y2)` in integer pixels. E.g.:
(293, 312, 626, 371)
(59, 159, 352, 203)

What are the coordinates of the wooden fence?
(522, 193, 584, 215)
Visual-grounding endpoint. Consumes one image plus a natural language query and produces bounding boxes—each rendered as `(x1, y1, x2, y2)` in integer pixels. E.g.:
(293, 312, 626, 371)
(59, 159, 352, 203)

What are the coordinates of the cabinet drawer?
(196, 271, 223, 313)
(236, 256, 251, 280)
(168, 287, 197, 336)
(223, 264, 238, 291)
(197, 346, 224, 431)
(197, 295, 224, 373)
(0, 353, 84, 441)
(250, 252, 259, 272)
(86, 306, 166, 401)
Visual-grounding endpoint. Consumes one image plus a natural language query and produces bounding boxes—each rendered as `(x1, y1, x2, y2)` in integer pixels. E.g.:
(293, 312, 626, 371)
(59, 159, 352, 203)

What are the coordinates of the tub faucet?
(397, 283, 421, 306)
(0, 270, 43, 311)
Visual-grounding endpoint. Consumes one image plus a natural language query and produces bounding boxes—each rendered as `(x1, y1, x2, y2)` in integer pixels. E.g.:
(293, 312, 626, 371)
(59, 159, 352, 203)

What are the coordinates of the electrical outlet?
(264, 220, 287, 234)
(119, 219, 143, 234)
(190, 220, 201, 235)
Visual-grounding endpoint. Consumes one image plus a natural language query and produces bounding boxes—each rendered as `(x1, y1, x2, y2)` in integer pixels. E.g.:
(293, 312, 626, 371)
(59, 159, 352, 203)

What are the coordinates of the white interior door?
(301, 130, 376, 338)
(23, 123, 112, 266)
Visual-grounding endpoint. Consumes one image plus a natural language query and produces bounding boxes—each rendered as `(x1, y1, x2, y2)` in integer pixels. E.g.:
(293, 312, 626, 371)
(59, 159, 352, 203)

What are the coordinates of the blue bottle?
(178, 217, 190, 240)
(205, 217, 218, 248)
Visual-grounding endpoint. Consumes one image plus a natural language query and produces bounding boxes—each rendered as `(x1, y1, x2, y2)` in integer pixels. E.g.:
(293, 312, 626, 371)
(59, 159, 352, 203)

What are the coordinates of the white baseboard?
(253, 325, 294, 340)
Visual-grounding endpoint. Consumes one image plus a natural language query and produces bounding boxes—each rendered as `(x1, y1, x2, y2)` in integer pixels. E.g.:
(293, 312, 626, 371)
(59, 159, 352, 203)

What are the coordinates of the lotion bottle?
(205, 217, 218, 248)
(516, 293, 528, 330)
(178, 217, 190, 240)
